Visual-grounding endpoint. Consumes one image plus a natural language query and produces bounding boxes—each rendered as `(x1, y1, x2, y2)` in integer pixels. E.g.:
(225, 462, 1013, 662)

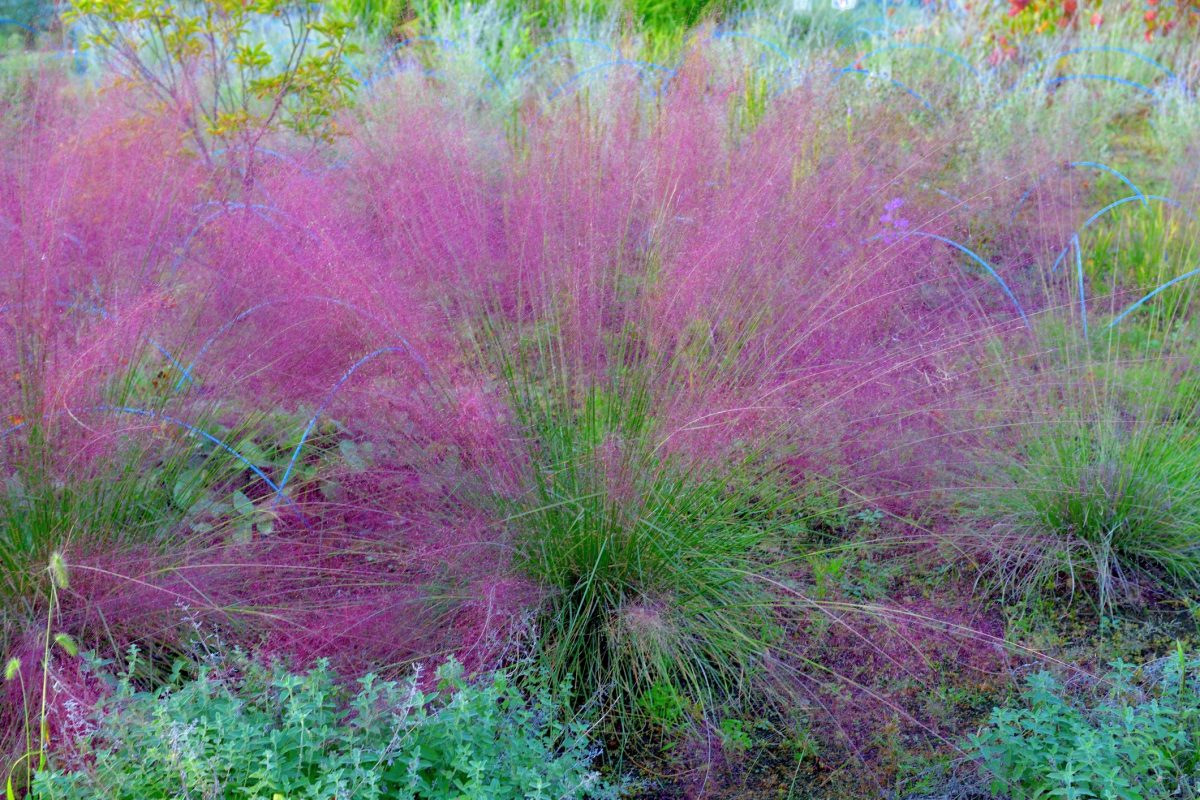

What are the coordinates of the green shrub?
(627, 0, 725, 31)
(30, 650, 615, 800)
(974, 648, 1200, 800)
(413, 0, 730, 32)
(328, 0, 411, 35)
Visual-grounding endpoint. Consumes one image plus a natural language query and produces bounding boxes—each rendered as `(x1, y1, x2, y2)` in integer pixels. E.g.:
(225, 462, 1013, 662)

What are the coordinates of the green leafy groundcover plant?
(974, 648, 1200, 799)
(30, 650, 617, 800)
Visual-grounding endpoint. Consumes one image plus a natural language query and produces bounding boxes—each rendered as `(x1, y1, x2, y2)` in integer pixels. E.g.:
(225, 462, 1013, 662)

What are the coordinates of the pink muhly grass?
(0, 43, 1138, 779)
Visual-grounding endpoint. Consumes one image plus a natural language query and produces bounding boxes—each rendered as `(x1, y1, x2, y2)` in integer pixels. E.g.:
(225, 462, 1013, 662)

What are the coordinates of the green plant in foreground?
(29, 649, 615, 800)
(975, 645, 1200, 800)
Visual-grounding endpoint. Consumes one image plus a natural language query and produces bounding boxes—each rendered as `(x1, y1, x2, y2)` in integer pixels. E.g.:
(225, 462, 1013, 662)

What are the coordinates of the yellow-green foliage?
(64, 0, 360, 168)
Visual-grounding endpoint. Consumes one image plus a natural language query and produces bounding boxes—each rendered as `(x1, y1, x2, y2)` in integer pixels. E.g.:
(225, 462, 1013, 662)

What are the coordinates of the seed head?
(48, 551, 69, 591)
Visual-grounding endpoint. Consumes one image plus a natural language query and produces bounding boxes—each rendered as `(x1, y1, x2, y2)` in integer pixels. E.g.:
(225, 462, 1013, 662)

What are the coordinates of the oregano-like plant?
(975, 650, 1200, 799)
(29, 651, 617, 800)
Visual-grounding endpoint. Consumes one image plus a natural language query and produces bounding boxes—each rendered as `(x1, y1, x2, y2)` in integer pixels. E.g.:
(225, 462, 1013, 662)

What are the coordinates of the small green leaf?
(173, 467, 207, 508)
(231, 520, 254, 545)
(339, 439, 366, 471)
(236, 437, 270, 466)
(232, 490, 256, 518)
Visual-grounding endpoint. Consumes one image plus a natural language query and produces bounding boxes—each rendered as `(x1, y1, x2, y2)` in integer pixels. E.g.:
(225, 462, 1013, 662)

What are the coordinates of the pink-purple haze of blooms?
(1, 48, 1181, 762)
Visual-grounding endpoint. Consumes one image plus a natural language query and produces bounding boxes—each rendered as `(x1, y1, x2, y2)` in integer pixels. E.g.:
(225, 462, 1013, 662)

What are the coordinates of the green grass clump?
(495, 339, 784, 741)
(977, 354, 1200, 613)
(29, 649, 615, 800)
(412, 0, 729, 31)
(626, 0, 725, 31)
(327, 0, 412, 35)
(1084, 201, 1200, 322)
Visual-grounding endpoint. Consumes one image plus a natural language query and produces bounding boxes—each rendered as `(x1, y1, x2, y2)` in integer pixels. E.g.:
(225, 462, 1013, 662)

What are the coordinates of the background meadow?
(2, 0, 1200, 796)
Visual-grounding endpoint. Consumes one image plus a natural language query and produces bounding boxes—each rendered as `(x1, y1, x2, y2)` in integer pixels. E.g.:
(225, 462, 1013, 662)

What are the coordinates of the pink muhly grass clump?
(0, 45, 1113, 775)
(330, 62, 1067, 742)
